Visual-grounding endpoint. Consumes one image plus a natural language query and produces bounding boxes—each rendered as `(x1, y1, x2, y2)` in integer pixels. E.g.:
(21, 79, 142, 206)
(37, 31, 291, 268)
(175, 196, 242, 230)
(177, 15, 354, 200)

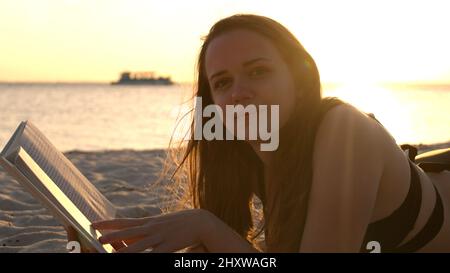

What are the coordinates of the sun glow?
(324, 83, 414, 144)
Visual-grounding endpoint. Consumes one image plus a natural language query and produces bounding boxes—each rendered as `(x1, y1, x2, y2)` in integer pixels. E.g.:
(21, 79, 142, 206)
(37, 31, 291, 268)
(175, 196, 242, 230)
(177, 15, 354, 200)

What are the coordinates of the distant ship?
(111, 71, 174, 85)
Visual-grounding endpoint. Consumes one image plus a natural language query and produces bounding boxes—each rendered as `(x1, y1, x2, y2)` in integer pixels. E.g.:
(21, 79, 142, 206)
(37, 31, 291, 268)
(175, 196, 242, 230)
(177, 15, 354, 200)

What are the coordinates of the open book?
(0, 121, 118, 253)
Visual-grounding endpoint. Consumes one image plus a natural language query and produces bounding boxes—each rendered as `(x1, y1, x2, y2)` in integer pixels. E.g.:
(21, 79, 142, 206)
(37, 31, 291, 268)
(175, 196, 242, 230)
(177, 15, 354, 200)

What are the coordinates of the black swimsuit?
(360, 117, 447, 253)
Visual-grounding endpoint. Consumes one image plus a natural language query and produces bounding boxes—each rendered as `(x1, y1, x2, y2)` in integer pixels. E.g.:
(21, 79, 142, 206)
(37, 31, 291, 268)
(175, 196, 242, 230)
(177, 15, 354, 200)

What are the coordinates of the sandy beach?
(0, 144, 448, 253)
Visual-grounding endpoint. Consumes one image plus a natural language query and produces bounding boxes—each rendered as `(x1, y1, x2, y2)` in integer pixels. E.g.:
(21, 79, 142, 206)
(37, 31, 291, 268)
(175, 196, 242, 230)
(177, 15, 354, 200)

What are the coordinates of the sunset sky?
(1, 0, 450, 84)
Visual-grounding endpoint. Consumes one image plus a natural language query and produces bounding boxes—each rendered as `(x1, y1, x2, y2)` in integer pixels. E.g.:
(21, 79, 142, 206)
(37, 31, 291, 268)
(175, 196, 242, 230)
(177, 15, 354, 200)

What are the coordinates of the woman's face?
(205, 29, 298, 139)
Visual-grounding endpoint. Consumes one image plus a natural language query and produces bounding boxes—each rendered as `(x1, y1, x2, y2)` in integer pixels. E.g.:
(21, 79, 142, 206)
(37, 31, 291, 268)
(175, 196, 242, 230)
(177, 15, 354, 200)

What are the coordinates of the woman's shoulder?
(313, 101, 398, 171)
(314, 101, 404, 175)
(315, 102, 386, 147)
(320, 101, 400, 142)
(319, 102, 375, 126)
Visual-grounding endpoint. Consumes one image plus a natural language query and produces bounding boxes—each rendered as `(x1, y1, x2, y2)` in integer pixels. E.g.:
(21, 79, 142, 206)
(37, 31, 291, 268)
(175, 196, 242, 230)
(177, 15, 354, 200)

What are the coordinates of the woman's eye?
(249, 67, 269, 77)
(213, 78, 231, 90)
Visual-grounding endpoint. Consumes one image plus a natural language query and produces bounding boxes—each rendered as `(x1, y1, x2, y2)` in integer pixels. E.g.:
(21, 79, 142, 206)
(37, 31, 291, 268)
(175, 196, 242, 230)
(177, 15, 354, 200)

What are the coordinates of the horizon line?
(1, 80, 450, 86)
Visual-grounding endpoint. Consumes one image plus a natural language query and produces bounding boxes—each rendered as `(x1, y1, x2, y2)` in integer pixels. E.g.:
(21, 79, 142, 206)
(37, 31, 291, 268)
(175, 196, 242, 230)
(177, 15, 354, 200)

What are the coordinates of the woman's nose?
(231, 80, 254, 104)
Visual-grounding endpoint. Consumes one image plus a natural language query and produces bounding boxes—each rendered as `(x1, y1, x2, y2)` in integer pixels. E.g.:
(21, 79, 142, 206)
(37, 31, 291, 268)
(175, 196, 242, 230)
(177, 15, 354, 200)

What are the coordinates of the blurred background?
(1, 0, 449, 151)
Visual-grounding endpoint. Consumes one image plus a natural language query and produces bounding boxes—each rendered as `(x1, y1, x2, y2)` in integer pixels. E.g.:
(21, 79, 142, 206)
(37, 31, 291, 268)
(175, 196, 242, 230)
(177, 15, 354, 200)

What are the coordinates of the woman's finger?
(186, 244, 209, 253)
(99, 226, 149, 244)
(149, 240, 181, 253)
(109, 236, 147, 251)
(92, 218, 149, 230)
(116, 234, 163, 253)
(101, 231, 145, 251)
(123, 237, 144, 246)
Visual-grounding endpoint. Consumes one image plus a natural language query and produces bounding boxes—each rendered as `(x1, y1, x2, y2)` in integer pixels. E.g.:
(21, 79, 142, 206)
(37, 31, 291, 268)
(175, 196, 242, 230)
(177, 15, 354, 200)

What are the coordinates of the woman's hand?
(91, 209, 213, 253)
(185, 243, 209, 253)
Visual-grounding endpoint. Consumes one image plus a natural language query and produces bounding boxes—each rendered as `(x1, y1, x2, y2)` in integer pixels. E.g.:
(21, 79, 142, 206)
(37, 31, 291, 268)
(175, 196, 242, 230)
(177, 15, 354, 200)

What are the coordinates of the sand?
(0, 143, 448, 253)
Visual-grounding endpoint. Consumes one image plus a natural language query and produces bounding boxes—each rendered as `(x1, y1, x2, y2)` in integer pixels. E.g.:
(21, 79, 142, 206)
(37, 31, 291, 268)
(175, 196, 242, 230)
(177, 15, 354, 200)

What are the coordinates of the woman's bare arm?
(201, 210, 261, 253)
(299, 104, 384, 252)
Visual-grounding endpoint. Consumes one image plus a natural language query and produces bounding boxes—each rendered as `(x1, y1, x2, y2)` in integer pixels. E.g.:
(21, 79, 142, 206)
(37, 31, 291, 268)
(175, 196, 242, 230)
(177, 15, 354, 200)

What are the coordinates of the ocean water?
(0, 82, 449, 152)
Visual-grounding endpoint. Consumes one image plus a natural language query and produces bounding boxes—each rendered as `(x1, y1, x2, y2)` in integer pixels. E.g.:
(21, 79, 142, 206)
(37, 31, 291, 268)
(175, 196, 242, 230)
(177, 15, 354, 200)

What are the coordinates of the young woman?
(67, 14, 450, 253)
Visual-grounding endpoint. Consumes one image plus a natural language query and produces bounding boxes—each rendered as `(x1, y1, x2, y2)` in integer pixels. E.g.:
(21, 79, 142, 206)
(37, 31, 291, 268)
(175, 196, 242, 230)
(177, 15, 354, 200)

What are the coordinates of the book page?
(15, 148, 114, 253)
(0, 121, 26, 157)
(18, 121, 116, 222)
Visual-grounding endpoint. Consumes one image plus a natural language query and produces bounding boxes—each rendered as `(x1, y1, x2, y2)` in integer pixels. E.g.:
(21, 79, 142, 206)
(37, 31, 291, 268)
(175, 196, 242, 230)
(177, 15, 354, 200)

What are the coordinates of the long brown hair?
(162, 14, 344, 252)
